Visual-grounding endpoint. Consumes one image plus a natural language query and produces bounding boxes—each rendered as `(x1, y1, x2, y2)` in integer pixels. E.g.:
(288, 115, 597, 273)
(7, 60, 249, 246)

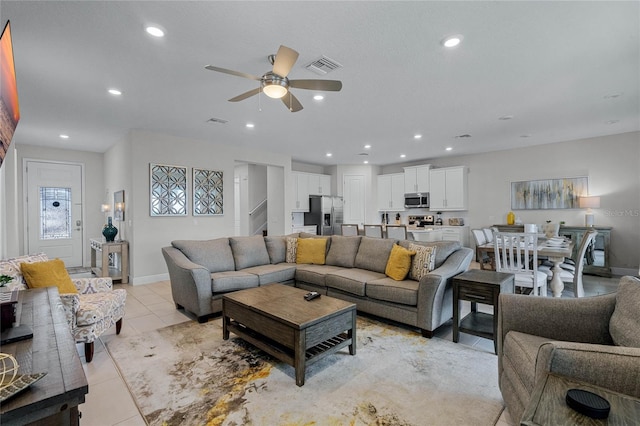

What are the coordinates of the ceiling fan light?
(262, 83, 288, 99)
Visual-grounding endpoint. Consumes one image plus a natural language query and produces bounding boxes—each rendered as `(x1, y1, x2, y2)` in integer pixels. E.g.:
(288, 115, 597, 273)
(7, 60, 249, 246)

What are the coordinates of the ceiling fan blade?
(272, 45, 299, 78)
(205, 65, 261, 81)
(289, 79, 343, 91)
(228, 87, 261, 102)
(282, 92, 303, 112)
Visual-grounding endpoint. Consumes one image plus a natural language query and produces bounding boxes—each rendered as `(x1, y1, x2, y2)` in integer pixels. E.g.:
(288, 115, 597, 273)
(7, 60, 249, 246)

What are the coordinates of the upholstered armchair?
(497, 276, 640, 422)
(0, 253, 126, 362)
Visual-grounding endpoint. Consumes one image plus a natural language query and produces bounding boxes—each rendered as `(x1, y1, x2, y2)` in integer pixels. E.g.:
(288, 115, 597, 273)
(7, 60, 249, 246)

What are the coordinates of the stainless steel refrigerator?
(304, 196, 343, 235)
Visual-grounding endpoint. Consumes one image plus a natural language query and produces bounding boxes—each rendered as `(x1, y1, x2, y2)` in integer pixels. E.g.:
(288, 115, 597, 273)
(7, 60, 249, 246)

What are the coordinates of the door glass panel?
(40, 187, 72, 239)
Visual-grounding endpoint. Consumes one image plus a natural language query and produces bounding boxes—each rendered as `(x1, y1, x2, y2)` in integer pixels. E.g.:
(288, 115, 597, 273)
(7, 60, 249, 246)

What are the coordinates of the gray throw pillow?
(609, 276, 640, 347)
(325, 236, 361, 268)
(354, 237, 396, 273)
(172, 238, 234, 273)
(229, 236, 270, 270)
(264, 236, 286, 264)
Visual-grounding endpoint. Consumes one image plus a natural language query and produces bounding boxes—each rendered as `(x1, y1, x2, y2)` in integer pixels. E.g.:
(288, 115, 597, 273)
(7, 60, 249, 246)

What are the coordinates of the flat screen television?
(0, 20, 20, 169)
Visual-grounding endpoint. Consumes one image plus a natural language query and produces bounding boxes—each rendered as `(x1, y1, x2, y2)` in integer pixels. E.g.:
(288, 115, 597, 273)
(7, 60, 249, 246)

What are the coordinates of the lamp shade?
(101, 204, 111, 213)
(579, 196, 600, 209)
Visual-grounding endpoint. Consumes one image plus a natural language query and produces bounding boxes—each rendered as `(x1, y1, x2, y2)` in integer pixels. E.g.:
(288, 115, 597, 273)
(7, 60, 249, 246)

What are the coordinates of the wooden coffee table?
(222, 284, 356, 386)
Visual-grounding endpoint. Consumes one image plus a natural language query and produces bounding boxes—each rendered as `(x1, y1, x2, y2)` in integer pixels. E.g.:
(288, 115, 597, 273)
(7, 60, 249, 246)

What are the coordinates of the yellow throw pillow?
(385, 244, 416, 281)
(296, 238, 327, 265)
(20, 259, 78, 294)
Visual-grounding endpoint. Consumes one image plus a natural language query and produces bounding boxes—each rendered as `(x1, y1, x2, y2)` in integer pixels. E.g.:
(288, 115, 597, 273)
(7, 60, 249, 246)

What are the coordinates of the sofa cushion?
(354, 237, 396, 274)
(408, 243, 437, 281)
(286, 237, 298, 263)
(385, 244, 416, 281)
(325, 268, 386, 297)
(367, 277, 419, 306)
(229, 236, 271, 270)
(325, 236, 361, 268)
(172, 238, 235, 273)
(264, 236, 286, 264)
(76, 291, 126, 326)
(610, 276, 640, 347)
(1, 253, 50, 290)
(241, 263, 297, 286)
(210, 270, 259, 293)
(20, 259, 78, 294)
(296, 238, 327, 265)
(294, 264, 343, 287)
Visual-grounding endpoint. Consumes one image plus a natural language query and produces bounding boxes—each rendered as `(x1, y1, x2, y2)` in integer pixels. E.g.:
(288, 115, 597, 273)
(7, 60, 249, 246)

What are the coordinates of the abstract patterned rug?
(105, 316, 504, 426)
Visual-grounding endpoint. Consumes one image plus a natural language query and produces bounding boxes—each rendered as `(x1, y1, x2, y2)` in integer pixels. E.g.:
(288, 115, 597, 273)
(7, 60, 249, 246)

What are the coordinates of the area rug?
(105, 316, 504, 426)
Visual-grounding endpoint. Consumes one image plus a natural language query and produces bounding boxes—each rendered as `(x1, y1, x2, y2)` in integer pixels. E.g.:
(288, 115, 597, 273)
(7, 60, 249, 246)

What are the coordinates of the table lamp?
(579, 196, 600, 227)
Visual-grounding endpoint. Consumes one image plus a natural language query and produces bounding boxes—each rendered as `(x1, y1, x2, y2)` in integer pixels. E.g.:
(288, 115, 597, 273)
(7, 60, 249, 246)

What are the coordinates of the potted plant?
(0, 274, 13, 289)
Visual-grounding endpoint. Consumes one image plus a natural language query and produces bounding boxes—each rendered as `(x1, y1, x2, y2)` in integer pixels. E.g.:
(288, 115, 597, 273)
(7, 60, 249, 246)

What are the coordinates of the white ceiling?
(3, 1, 639, 166)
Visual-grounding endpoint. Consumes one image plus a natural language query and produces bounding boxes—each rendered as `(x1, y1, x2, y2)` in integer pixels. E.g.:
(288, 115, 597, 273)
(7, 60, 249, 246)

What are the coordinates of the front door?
(25, 160, 84, 267)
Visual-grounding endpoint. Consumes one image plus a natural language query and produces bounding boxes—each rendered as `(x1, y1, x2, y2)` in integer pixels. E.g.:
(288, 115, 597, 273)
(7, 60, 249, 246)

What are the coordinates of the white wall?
(123, 130, 292, 284)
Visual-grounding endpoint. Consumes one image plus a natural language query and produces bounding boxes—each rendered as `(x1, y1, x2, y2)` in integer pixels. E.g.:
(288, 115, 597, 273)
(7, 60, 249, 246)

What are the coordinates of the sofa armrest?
(535, 341, 640, 398)
(416, 247, 473, 331)
(497, 293, 616, 354)
(72, 277, 114, 294)
(161, 246, 214, 319)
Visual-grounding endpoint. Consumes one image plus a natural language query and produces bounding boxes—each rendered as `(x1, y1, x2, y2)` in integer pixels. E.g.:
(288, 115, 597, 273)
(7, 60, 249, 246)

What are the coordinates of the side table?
(453, 269, 514, 354)
(521, 373, 640, 425)
(90, 239, 129, 283)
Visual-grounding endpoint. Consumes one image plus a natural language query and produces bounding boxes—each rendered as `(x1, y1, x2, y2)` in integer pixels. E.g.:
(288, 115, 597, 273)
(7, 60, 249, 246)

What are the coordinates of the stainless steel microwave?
(404, 193, 429, 209)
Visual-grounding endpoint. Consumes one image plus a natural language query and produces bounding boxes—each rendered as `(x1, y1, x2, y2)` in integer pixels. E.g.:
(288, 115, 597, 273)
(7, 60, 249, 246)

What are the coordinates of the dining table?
(476, 237, 575, 297)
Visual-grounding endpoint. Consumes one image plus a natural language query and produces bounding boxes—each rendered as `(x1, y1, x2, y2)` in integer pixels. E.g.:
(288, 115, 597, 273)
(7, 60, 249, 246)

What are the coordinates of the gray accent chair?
(497, 275, 640, 422)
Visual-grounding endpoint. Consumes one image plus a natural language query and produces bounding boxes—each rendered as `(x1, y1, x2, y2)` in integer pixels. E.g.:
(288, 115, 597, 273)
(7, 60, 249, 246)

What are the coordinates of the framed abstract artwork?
(150, 163, 187, 216)
(193, 168, 223, 215)
(511, 176, 588, 210)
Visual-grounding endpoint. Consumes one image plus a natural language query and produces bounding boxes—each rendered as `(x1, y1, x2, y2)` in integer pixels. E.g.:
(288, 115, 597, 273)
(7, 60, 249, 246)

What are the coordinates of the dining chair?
(364, 224, 384, 238)
(341, 224, 359, 236)
(538, 229, 598, 297)
(471, 229, 493, 270)
(385, 224, 407, 240)
(482, 228, 495, 243)
(494, 232, 547, 296)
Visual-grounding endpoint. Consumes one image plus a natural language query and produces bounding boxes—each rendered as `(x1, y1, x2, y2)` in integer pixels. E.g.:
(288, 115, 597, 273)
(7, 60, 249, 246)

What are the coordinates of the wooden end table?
(222, 284, 356, 386)
(453, 269, 514, 354)
(521, 373, 640, 425)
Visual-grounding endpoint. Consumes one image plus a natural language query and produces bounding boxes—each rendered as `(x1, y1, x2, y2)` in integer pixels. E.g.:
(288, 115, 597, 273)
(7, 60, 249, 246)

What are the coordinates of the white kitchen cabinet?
(291, 225, 318, 234)
(440, 226, 469, 247)
(292, 172, 310, 212)
(377, 173, 405, 211)
(410, 229, 442, 242)
(429, 166, 468, 211)
(404, 164, 431, 193)
(308, 173, 331, 195)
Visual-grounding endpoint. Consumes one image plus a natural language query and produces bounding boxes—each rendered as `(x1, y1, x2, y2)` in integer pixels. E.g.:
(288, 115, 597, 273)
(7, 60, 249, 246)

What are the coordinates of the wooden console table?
(90, 238, 129, 283)
(0, 288, 88, 425)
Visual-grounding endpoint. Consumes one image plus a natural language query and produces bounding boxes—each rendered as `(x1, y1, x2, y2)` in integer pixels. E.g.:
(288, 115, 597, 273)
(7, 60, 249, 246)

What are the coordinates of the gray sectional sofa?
(162, 233, 473, 337)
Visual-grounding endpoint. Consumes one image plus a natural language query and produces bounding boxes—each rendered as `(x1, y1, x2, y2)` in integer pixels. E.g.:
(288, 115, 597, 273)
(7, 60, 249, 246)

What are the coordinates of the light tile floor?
(75, 265, 621, 426)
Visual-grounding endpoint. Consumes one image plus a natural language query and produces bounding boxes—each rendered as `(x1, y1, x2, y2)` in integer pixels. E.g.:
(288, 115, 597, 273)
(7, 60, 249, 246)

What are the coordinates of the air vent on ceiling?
(454, 134, 472, 139)
(207, 117, 228, 124)
(357, 152, 369, 156)
(305, 56, 343, 75)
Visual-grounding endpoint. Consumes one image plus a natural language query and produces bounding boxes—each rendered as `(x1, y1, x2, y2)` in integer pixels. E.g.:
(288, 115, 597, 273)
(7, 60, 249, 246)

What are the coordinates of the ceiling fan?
(205, 45, 342, 112)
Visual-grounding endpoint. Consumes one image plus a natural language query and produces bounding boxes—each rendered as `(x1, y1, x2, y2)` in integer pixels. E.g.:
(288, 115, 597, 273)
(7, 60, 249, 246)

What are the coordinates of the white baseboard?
(129, 273, 169, 286)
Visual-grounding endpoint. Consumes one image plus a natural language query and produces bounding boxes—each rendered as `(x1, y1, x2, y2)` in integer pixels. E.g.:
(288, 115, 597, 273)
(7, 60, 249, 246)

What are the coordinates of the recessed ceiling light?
(445, 147, 452, 151)
(313, 95, 324, 101)
(400, 154, 406, 158)
(59, 134, 69, 139)
(364, 144, 371, 149)
(146, 26, 165, 37)
(441, 34, 463, 48)
(363, 160, 369, 164)
(246, 123, 255, 128)
(414, 134, 422, 140)
(498, 115, 514, 120)
(108, 89, 122, 96)
(326, 153, 332, 157)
